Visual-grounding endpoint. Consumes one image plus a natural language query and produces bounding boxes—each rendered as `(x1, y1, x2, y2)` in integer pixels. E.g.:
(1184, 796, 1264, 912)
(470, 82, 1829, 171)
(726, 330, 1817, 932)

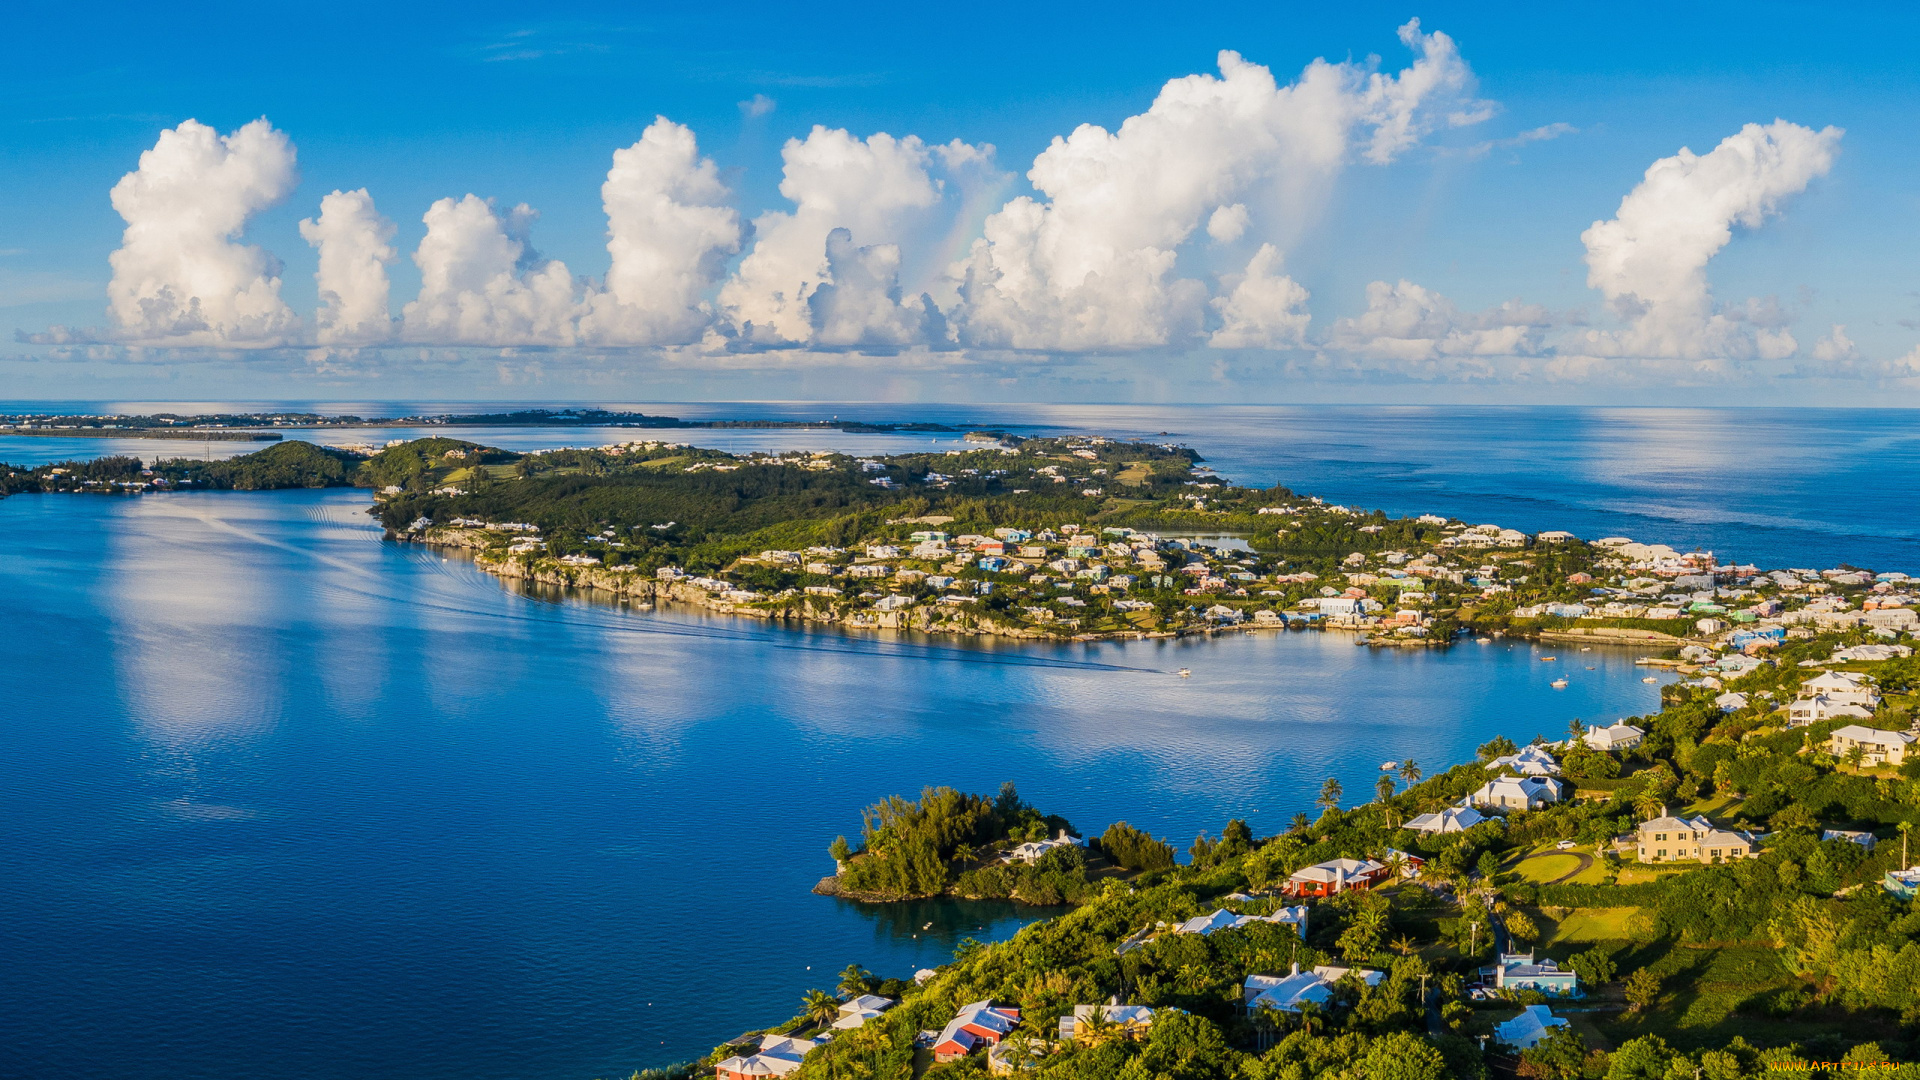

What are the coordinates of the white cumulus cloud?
(1328, 279, 1551, 362)
(106, 118, 300, 345)
(1576, 119, 1841, 361)
(721, 128, 984, 345)
(1209, 244, 1310, 349)
(949, 21, 1488, 352)
(401, 195, 579, 346)
(579, 117, 742, 345)
(299, 189, 396, 344)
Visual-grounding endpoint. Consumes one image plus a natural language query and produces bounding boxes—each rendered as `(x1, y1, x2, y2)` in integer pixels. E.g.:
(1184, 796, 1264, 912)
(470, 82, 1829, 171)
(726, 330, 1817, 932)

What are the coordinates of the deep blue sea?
(0, 403, 1907, 1080)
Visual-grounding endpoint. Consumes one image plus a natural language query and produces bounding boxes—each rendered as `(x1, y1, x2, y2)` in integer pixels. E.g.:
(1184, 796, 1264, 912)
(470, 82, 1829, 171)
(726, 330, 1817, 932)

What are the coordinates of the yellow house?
(1636, 810, 1756, 864)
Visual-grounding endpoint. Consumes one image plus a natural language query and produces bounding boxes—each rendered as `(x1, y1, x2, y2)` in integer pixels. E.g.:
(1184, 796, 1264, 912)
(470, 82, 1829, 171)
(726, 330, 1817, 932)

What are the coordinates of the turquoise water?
(0, 486, 1669, 1079)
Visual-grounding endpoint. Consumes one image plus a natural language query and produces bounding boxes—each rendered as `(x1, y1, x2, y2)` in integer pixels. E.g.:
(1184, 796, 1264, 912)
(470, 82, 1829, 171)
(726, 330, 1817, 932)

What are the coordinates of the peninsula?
(700, 625, 1920, 1078)
(4, 433, 1911, 650)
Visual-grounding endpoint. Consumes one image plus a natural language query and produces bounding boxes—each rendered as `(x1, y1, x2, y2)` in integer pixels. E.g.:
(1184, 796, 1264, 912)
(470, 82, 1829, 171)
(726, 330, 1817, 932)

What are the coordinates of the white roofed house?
(1405, 806, 1487, 834)
(1470, 775, 1566, 811)
(1800, 670, 1880, 708)
(832, 994, 896, 1030)
(1827, 725, 1915, 767)
(1583, 722, 1645, 752)
(715, 1034, 826, 1080)
(1175, 906, 1309, 939)
(1244, 964, 1385, 1014)
(1488, 744, 1561, 777)
(1281, 857, 1390, 898)
(1008, 829, 1083, 864)
(1494, 1005, 1570, 1050)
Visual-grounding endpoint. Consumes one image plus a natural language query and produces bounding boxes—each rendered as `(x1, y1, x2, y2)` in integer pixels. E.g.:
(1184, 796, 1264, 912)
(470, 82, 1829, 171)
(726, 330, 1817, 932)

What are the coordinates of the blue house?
(1492, 952, 1580, 996)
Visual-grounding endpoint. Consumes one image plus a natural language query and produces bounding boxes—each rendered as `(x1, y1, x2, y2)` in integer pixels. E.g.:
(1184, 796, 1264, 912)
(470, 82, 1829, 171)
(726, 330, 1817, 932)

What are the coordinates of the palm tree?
(1074, 1007, 1119, 1045)
(1392, 933, 1419, 956)
(837, 964, 874, 999)
(1290, 812, 1312, 835)
(1634, 789, 1665, 822)
(1398, 759, 1423, 790)
(1317, 776, 1344, 814)
(1899, 821, 1913, 869)
(801, 988, 840, 1027)
(1294, 998, 1326, 1036)
(1376, 773, 1396, 805)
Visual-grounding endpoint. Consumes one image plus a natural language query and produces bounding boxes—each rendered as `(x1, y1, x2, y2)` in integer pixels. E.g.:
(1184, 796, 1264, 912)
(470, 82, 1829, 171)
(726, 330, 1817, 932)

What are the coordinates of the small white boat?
(1580, 647, 1592, 652)
(1642, 675, 1659, 683)
(1380, 761, 1399, 771)
(1476, 636, 1492, 644)
(1176, 668, 1192, 678)
(1551, 677, 1569, 689)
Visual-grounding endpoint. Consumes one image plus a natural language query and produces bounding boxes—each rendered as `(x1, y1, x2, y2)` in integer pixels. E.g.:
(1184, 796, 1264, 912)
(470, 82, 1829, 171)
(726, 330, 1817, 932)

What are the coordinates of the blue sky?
(4, 0, 1920, 404)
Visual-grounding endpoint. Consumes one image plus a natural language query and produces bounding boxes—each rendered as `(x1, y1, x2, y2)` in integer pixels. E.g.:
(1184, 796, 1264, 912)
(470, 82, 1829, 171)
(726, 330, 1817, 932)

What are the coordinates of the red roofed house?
(933, 1000, 1022, 1062)
(1281, 857, 1390, 898)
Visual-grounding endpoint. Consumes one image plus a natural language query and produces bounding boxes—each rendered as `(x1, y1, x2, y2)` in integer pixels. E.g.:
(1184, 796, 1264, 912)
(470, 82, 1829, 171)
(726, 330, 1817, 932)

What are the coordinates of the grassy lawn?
(1514, 853, 1582, 883)
(1540, 906, 1646, 945)
(1614, 863, 1696, 886)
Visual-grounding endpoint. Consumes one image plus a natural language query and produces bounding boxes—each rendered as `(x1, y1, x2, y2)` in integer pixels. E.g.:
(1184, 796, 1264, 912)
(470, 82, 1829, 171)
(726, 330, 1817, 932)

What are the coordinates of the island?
(686, 627, 1920, 1079)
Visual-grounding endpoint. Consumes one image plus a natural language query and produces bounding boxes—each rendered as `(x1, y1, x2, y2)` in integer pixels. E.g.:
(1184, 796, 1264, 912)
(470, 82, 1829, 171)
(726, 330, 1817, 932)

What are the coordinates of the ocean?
(0, 403, 1905, 1079)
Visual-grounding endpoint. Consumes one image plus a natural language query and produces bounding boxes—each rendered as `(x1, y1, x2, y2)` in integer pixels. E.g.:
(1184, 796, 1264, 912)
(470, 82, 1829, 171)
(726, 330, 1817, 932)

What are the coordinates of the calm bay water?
(1, 486, 1669, 1080)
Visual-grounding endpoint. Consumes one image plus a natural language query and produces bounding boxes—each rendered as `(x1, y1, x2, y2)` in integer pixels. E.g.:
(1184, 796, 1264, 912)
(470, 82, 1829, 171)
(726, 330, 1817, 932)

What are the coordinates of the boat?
(1176, 668, 1191, 678)
(1551, 678, 1569, 689)
(1580, 647, 1592, 652)
(1586, 666, 1596, 670)
(1540, 656, 1557, 662)
(1642, 676, 1659, 683)
(1380, 761, 1399, 771)
(1476, 636, 1492, 644)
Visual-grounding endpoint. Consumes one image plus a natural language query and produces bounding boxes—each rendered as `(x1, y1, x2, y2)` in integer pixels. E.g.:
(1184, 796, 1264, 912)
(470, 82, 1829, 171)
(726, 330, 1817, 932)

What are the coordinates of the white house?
(1800, 670, 1880, 708)
(1582, 722, 1645, 752)
(1471, 775, 1566, 811)
(716, 1035, 826, 1080)
(1488, 744, 1561, 776)
(1828, 725, 1915, 767)
(1244, 964, 1384, 1014)
(1494, 1005, 1569, 1050)
(1406, 806, 1488, 834)
(832, 994, 896, 1030)
(1175, 906, 1309, 939)
(1790, 696, 1875, 725)
(1008, 830, 1083, 864)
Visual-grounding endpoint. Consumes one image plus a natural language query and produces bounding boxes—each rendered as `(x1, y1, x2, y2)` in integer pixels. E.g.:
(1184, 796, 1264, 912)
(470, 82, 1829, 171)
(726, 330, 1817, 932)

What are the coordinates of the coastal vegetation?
(713, 626, 1920, 1077)
(824, 784, 1097, 904)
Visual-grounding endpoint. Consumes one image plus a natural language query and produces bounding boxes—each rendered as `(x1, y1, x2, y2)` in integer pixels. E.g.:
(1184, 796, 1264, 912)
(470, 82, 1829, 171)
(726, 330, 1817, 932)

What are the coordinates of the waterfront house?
(1244, 964, 1384, 1014)
(1057, 1004, 1155, 1043)
(1470, 775, 1566, 811)
(1281, 857, 1389, 897)
(1490, 951, 1580, 996)
(715, 1034, 825, 1080)
(932, 1001, 1021, 1062)
(833, 994, 896, 1030)
(1582, 722, 1645, 752)
(1009, 830, 1083, 864)
(1494, 1005, 1570, 1050)
(1405, 806, 1487, 834)
(1634, 809, 1756, 864)
(1827, 724, 1914, 766)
